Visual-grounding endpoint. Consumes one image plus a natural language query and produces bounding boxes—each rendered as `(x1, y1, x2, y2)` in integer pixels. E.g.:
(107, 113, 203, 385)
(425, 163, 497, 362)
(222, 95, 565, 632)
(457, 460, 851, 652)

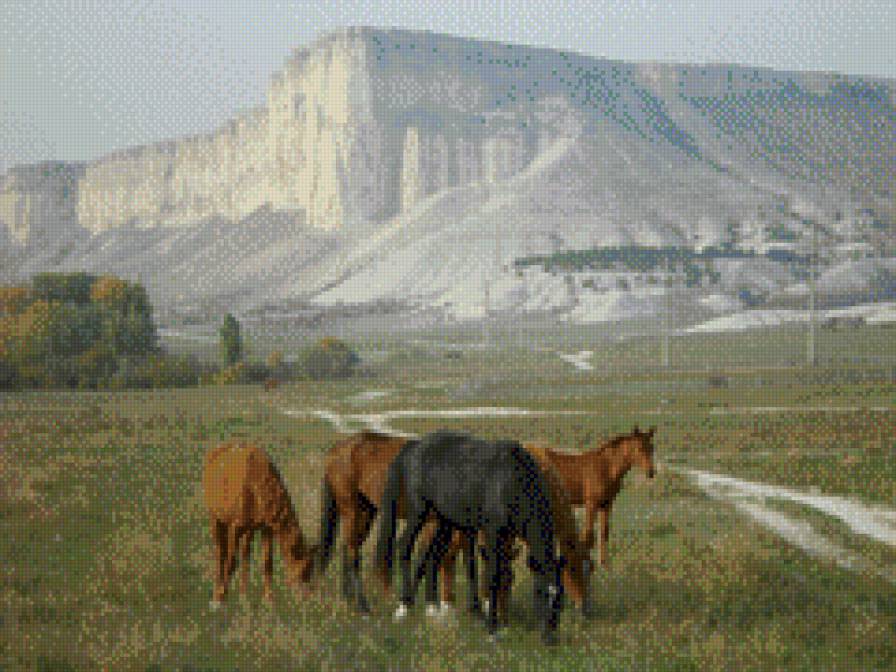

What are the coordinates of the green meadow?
(1, 324, 895, 671)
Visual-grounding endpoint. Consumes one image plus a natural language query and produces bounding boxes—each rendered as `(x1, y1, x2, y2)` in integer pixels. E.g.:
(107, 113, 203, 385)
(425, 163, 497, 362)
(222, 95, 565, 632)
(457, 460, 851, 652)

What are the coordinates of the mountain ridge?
(1, 27, 894, 325)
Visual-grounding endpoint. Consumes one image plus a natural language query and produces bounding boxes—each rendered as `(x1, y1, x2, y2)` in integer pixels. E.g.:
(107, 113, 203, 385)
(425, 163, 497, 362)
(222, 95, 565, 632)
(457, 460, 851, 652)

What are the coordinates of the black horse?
(374, 430, 566, 643)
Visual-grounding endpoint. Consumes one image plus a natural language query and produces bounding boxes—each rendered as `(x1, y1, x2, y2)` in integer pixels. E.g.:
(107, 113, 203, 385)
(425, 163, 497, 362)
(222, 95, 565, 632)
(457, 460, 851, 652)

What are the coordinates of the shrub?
(219, 313, 243, 366)
(297, 337, 360, 380)
(212, 362, 249, 386)
(32, 272, 98, 305)
(0, 358, 18, 389)
(104, 353, 204, 389)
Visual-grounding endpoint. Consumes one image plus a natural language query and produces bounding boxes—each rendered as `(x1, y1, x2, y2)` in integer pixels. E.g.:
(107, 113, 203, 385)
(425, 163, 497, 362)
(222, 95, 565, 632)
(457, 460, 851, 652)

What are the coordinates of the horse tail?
(317, 477, 340, 571)
(373, 453, 404, 583)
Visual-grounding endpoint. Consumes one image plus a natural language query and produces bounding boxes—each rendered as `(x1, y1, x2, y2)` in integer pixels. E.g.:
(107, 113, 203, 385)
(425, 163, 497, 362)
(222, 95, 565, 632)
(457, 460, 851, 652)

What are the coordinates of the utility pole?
(662, 251, 671, 368)
(807, 218, 818, 366)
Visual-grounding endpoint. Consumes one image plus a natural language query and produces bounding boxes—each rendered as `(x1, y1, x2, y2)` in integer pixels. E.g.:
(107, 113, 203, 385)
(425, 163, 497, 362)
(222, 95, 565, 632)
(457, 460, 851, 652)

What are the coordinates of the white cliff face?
(0, 163, 83, 244)
(1, 27, 893, 321)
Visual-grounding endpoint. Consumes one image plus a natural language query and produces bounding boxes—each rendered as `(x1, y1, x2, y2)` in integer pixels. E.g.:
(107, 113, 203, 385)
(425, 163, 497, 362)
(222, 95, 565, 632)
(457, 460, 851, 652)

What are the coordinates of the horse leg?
(496, 536, 513, 626)
(224, 524, 240, 595)
(599, 506, 611, 567)
(582, 501, 597, 560)
(482, 528, 503, 636)
(462, 531, 481, 614)
(261, 528, 274, 603)
(437, 532, 459, 609)
(397, 507, 430, 612)
(423, 521, 454, 612)
(211, 519, 227, 606)
(340, 509, 356, 602)
(240, 530, 253, 597)
(350, 505, 374, 614)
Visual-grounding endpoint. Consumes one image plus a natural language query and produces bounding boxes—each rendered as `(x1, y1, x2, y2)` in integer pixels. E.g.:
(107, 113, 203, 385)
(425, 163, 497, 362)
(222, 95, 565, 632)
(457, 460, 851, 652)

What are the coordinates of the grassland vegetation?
(1, 323, 894, 670)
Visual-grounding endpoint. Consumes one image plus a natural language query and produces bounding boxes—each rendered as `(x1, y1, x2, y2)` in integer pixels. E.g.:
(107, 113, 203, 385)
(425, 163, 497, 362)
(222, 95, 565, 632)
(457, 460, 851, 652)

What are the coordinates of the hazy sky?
(2, 0, 894, 171)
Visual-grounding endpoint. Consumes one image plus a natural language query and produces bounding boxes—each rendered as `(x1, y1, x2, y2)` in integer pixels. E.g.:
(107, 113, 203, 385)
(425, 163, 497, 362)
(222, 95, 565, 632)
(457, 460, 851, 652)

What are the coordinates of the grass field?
(1, 325, 895, 671)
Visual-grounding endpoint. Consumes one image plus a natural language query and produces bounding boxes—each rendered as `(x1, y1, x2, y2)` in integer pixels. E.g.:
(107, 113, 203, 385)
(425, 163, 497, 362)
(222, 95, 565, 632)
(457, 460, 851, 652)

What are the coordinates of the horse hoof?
(488, 631, 503, 644)
(426, 604, 440, 619)
(209, 600, 223, 611)
(393, 604, 409, 622)
(440, 602, 456, 616)
(482, 599, 490, 615)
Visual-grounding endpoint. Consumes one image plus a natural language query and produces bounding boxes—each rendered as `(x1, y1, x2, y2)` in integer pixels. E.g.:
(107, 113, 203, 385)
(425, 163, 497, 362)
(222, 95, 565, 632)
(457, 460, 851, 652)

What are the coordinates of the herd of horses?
(202, 425, 657, 643)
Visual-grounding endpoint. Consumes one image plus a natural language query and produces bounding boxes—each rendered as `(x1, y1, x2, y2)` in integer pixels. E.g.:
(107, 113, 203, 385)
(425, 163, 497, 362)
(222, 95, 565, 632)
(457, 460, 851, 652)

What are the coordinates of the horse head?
(282, 528, 317, 592)
(630, 425, 657, 479)
(528, 553, 566, 643)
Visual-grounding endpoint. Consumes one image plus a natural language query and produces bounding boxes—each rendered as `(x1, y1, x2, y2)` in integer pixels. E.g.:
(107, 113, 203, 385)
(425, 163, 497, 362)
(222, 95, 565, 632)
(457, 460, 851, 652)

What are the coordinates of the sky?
(1, 0, 894, 171)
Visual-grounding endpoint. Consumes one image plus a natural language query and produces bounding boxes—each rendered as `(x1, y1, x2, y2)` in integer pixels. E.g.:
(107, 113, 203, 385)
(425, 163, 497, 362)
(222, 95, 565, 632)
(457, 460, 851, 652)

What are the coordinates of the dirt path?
(671, 464, 896, 583)
(279, 405, 588, 439)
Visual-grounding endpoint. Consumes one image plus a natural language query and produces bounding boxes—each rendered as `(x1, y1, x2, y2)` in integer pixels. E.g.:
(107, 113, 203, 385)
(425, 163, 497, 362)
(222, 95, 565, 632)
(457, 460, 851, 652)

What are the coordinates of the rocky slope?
(1, 27, 894, 325)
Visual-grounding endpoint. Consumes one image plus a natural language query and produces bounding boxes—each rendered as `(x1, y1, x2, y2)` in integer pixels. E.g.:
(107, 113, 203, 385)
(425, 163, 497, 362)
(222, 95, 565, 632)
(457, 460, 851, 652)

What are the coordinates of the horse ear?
(632, 424, 640, 435)
(648, 426, 656, 437)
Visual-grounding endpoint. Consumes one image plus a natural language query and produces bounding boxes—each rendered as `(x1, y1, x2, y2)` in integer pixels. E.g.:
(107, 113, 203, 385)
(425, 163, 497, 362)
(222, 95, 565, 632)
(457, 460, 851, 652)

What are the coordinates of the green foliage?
(32, 272, 98, 305)
(211, 360, 270, 385)
(219, 313, 243, 366)
(0, 357, 18, 389)
(0, 273, 163, 389)
(297, 337, 360, 380)
(513, 245, 808, 275)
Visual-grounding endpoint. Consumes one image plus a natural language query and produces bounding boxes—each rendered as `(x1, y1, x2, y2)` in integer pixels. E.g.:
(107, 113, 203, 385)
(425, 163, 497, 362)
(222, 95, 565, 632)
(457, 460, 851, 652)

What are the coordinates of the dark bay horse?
(525, 426, 657, 568)
(421, 443, 592, 619)
(318, 431, 479, 614)
(317, 431, 411, 613)
(374, 430, 566, 643)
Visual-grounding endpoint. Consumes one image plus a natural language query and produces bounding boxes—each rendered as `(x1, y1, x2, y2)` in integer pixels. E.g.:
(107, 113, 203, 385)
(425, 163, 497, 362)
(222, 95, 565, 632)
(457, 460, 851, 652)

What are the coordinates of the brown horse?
(525, 426, 657, 569)
(318, 431, 412, 613)
(422, 444, 591, 620)
(202, 441, 317, 608)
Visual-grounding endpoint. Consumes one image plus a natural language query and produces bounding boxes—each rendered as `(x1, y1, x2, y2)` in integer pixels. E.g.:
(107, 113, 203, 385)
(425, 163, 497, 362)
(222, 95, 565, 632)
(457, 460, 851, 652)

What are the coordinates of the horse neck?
(276, 516, 310, 563)
(605, 440, 636, 485)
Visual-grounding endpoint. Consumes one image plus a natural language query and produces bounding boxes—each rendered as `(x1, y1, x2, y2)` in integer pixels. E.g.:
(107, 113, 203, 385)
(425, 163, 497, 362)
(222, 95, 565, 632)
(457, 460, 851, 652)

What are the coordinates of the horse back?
(325, 432, 409, 508)
(203, 441, 291, 528)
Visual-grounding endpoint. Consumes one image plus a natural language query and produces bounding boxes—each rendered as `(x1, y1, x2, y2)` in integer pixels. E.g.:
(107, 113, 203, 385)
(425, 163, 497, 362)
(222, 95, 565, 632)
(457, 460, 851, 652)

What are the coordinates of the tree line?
(0, 272, 360, 390)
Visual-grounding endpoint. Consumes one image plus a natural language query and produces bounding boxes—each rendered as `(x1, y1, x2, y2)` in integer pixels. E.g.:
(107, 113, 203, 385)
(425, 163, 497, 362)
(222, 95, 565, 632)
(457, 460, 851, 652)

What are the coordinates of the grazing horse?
(421, 444, 592, 619)
(525, 426, 657, 569)
(318, 431, 481, 614)
(375, 430, 566, 643)
(202, 441, 317, 608)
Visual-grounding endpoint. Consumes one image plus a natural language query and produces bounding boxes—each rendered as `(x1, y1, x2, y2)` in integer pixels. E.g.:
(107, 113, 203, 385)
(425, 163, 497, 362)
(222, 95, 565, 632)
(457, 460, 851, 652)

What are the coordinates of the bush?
(32, 272, 97, 305)
(219, 313, 243, 366)
(297, 337, 360, 380)
(104, 354, 205, 389)
(0, 358, 18, 389)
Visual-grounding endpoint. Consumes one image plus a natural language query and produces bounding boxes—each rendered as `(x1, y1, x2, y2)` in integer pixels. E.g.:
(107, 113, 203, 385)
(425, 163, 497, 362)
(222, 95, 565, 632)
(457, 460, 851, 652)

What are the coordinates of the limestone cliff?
(1, 27, 894, 321)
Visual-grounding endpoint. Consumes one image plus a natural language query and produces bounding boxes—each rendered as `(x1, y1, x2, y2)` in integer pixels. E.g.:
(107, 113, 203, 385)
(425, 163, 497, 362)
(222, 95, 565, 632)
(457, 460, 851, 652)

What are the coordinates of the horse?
(317, 431, 414, 613)
(202, 441, 317, 609)
(525, 425, 657, 569)
(374, 430, 566, 643)
(421, 443, 592, 620)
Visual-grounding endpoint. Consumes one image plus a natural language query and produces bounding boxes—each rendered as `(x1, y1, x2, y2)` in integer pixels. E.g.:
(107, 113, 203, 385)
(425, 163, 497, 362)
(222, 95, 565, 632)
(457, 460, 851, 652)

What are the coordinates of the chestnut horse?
(420, 445, 592, 619)
(525, 426, 657, 569)
(202, 441, 317, 608)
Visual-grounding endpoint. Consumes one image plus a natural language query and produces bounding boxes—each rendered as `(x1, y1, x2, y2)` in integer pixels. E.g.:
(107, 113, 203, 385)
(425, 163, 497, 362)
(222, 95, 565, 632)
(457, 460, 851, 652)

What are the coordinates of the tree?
(219, 313, 243, 366)
(32, 272, 97, 305)
(297, 337, 359, 380)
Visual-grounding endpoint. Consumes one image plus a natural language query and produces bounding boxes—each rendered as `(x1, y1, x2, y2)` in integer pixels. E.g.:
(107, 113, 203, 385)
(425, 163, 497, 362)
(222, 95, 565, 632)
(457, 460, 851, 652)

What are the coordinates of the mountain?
(1, 27, 894, 327)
